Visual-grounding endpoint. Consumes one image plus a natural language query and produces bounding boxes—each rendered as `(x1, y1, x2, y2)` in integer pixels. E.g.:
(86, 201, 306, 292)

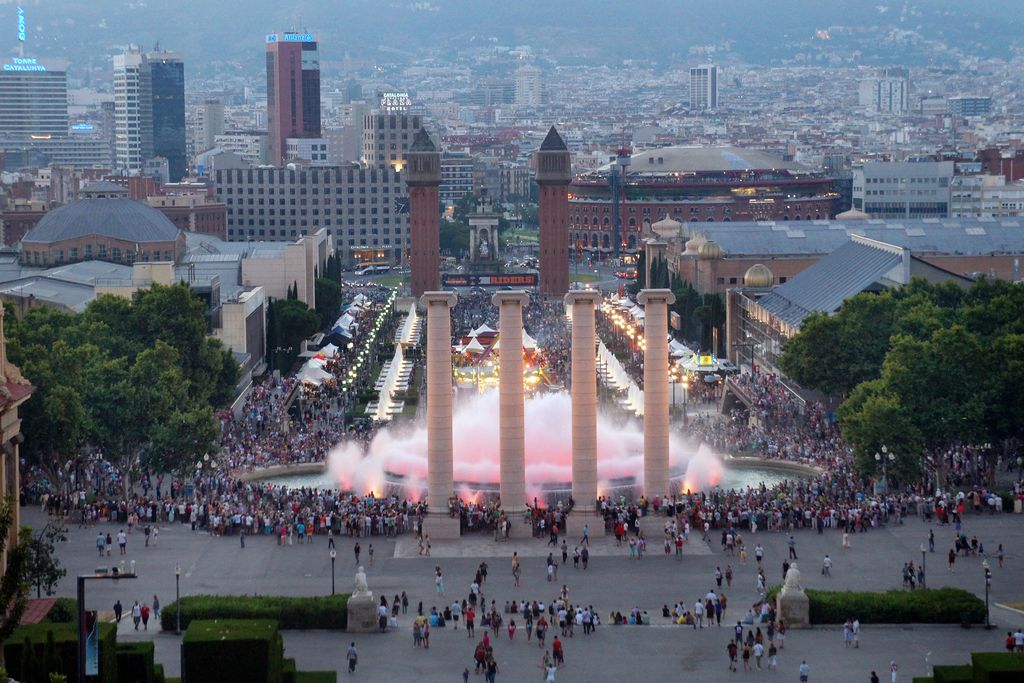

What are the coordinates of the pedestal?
(346, 594, 378, 633)
(776, 589, 810, 628)
(422, 512, 461, 540)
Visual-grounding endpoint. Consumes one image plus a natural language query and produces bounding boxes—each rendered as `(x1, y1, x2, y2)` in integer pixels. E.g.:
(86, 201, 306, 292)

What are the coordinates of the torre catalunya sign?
(3, 57, 46, 72)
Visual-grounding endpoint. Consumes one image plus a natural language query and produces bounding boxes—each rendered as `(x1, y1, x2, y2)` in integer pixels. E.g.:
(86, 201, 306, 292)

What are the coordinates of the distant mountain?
(6, 0, 1023, 74)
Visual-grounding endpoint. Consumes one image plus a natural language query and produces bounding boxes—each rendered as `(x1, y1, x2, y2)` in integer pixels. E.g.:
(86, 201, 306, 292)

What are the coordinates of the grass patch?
(367, 274, 404, 287)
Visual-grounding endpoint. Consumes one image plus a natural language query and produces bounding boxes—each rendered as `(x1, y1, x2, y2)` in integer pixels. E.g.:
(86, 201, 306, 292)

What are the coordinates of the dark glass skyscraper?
(266, 32, 321, 166)
(147, 50, 186, 181)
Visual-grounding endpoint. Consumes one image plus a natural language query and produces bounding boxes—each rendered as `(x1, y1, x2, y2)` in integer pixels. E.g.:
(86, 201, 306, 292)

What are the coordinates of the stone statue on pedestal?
(346, 565, 377, 632)
(776, 561, 810, 628)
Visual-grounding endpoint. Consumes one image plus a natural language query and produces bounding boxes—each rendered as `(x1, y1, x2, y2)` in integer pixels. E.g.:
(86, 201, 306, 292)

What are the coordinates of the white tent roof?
(472, 323, 496, 336)
(297, 362, 332, 385)
(464, 337, 486, 354)
(320, 343, 339, 358)
(628, 305, 645, 320)
(522, 330, 538, 350)
(670, 340, 693, 357)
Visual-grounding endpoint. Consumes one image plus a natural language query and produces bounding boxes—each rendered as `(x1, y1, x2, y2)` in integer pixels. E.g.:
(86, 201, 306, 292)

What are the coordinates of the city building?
(265, 32, 321, 166)
(852, 160, 954, 218)
(470, 79, 515, 107)
(725, 235, 973, 371)
(570, 146, 840, 254)
(858, 67, 910, 114)
(653, 216, 1024, 299)
(285, 137, 330, 165)
(947, 96, 992, 118)
(213, 164, 408, 265)
(196, 99, 226, 152)
(0, 57, 68, 138)
(147, 50, 186, 181)
(146, 192, 228, 240)
(440, 152, 475, 204)
(213, 130, 268, 166)
(19, 182, 186, 267)
(689, 64, 719, 111)
(361, 113, 424, 168)
(0, 135, 112, 169)
(514, 65, 543, 108)
(949, 175, 1024, 217)
(113, 48, 154, 174)
(0, 199, 47, 246)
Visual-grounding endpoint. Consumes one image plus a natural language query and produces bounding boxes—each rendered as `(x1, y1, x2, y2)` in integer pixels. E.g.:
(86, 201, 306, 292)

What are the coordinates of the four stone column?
(565, 290, 605, 536)
(637, 288, 676, 500)
(420, 291, 460, 538)
(492, 290, 530, 523)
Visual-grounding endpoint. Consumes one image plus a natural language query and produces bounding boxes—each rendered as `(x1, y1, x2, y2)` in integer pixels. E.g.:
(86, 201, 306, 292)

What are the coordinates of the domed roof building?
(743, 263, 774, 288)
(651, 215, 683, 239)
(698, 239, 723, 260)
(20, 183, 185, 267)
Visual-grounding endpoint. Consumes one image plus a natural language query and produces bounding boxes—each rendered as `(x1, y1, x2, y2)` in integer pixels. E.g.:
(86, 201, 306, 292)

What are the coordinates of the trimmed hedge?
(770, 587, 985, 624)
(116, 641, 155, 683)
(931, 664, 973, 683)
(970, 652, 1024, 681)
(295, 673, 337, 683)
(160, 594, 348, 632)
(4, 622, 117, 683)
(182, 619, 283, 683)
(44, 597, 78, 623)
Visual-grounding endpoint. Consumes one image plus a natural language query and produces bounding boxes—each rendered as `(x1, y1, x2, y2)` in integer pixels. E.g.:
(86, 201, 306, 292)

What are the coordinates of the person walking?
(788, 535, 798, 560)
(96, 532, 105, 556)
(118, 529, 127, 555)
(822, 555, 832, 577)
(346, 642, 358, 673)
(140, 603, 150, 631)
(354, 542, 361, 565)
(890, 661, 898, 682)
(799, 660, 810, 682)
(131, 601, 141, 630)
(435, 566, 444, 595)
(113, 600, 123, 623)
(153, 595, 161, 620)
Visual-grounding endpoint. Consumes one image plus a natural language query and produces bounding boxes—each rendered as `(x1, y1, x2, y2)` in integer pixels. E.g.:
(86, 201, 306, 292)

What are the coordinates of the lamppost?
(175, 564, 182, 635)
(920, 544, 926, 589)
(874, 445, 896, 494)
(982, 559, 992, 629)
(330, 549, 337, 595)
(682, 376, 689, 426)
(78, 566, 137, 681)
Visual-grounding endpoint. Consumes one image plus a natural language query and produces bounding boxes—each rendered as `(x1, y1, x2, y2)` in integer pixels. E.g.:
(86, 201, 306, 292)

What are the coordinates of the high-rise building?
(147, 50, 186, 181)
(361, 113, 423, 169)
(514, 65, 543, 108)
(265, 32, 321, 166)
(197, 99, 226, 153)
(113, 48, 153, 174)
(0, 57, 68, 138)
(858, 67, 910, 114)
(689, 65, 719, 110)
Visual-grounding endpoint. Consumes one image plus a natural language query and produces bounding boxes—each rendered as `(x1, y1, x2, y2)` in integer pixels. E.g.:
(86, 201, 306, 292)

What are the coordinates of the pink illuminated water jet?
(327, 391, 723, 500)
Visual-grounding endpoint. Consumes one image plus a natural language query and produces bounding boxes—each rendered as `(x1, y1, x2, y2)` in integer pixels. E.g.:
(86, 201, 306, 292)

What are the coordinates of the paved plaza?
(26, 505, 1024, 680)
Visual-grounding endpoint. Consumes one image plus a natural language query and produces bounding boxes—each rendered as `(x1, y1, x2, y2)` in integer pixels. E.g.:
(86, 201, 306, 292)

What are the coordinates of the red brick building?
(570, 146, 841, 254)
(407, 129, 442, 297)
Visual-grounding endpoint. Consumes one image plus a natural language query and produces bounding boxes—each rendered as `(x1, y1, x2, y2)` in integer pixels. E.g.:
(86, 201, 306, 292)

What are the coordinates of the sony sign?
(17, 6, 26, 42)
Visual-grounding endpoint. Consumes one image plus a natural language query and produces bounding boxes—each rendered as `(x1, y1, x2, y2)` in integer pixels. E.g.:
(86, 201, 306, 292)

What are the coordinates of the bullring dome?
(698, 239, 723, 260)
(743, 263, 774, 288)
(22, 193, 181, 246)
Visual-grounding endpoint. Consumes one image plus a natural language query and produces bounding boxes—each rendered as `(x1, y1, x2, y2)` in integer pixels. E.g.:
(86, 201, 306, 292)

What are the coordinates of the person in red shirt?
(140, 603, 151, 631)
(552, 636, 564, 665)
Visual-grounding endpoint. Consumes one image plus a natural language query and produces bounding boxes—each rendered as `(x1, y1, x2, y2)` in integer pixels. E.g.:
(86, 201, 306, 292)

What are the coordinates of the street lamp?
(982, 559, 992, 629)
(682, 376, 689, 426)
(175, 565, 182, 635)
(920, 544, 926, 589)
(330, 549, 337, 596)
(874, 445, 896, 494)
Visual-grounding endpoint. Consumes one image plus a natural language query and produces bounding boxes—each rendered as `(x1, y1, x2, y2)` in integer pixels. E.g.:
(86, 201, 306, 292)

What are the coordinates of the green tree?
(0, 497, 31, 656)
(146, 405, 219, 475)
(267, 299, 320, 372)
(314, 277, 343, 328)
(838, 381, 923, 483)
(440, 220, 469, 255)
(23, 521, 67, 599)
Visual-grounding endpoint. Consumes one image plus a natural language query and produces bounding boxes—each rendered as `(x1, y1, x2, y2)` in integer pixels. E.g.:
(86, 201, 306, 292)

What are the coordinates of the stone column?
(637, 289, 676, 499)
(420, 291, 460, 538)
(492, 290, 530, 524)
(564, 290, 605, 536)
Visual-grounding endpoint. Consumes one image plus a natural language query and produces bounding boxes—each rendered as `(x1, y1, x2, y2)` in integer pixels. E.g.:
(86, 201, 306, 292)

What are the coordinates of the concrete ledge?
(236, 462, 327, 483)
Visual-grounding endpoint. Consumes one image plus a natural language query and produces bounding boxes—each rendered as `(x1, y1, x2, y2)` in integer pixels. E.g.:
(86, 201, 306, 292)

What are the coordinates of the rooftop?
(602, 145, 809, 174)
(22, 197, 181, 245)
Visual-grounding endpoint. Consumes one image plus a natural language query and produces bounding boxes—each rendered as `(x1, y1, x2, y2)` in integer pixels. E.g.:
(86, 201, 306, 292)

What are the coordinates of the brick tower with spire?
(407, 128, 442, 297)
(534, 126, 572, 297)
